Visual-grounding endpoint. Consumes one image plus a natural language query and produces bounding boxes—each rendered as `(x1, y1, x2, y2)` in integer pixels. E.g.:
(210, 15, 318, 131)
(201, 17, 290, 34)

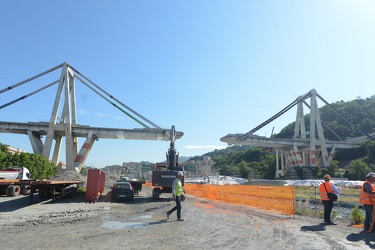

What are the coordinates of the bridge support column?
(73, 133, 97, 172)
(27, 131, 43, 155)
(275, 149, 285, 178)
(309, 90, 330, 168)
(52, 136, 62, 166)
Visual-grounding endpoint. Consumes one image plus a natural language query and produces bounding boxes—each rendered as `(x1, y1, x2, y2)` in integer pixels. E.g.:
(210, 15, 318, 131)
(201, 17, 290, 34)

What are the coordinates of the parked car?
(111, 182, 134, 202)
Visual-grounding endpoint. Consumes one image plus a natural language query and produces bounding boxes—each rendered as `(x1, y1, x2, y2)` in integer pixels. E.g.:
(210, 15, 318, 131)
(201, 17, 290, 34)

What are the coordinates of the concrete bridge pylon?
(221, 89, 372, 178)
(0, 62, 183, 172)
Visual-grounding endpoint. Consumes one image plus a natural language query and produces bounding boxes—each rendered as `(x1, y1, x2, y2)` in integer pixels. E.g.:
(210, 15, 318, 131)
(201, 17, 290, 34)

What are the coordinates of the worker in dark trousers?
(360, 172, 375, 231)
(320, 174, 340, 225)
(166, 171, 185, 221)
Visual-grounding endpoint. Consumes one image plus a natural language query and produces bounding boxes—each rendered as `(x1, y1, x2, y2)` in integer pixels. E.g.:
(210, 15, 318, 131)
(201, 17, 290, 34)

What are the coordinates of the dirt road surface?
(0, 186, 373, 250)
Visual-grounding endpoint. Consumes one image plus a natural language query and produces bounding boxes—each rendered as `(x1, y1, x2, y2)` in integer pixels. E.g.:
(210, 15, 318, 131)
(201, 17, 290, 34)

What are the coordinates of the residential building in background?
(6, 145, 27, 155)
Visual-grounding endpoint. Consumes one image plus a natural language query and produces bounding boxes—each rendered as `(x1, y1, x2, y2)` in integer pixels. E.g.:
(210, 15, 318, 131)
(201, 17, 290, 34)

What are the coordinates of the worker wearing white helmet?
(166, 171, 185, 221)
(360, 172, 375, 231)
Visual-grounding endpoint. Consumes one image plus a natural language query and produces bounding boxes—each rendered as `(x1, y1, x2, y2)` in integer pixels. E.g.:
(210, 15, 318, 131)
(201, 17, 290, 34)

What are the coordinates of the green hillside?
(274, 95, 375, 140)
(196, 96, 375, 180)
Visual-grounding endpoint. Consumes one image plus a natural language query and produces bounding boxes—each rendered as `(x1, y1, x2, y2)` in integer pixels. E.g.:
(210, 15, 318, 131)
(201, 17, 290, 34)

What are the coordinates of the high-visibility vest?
(320, 182, 333, 201)
(176, 179, 183, 196)
(360, 180, 375, 205)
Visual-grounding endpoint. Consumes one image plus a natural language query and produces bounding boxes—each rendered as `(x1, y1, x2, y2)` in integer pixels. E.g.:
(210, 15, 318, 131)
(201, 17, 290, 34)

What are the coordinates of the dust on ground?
(0, 185, 373, 250)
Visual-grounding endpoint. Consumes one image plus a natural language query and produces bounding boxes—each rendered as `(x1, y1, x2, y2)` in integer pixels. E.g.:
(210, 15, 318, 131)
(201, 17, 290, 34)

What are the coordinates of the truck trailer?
(0, 167, 82, 202)
(0, 167, 31, 196)
(20, 179, 82, 203)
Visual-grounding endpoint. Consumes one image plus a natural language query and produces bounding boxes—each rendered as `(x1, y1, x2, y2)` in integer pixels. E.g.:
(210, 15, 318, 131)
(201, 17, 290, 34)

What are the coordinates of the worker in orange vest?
(360, 172, 375, 231)
(320, 174, 340, 225)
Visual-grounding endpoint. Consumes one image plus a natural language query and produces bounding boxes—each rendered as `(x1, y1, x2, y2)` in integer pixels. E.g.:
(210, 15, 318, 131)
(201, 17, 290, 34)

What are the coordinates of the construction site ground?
(0, 186, 373, 250)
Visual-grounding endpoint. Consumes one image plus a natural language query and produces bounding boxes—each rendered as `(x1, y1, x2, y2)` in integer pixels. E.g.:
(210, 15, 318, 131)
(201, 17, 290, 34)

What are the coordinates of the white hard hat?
(177, 171, 184, 176)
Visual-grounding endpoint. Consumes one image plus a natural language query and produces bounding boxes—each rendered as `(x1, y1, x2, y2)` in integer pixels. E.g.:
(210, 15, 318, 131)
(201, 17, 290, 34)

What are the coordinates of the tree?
(0, 142, 58, 179)
(0, 143, 11, 169)
(345, 160, 370, 181)
(212, 155, 227, 170)
(320, 168, 330, 178)
(219, 165, 239, 176)
(329, 160, 339, 177)
(361, 118, 373, 133)
(80, 167, 88, 176)
(366, 141, 375, 164)
(237, 161, 250, 178)
(0, 143, 9, 153)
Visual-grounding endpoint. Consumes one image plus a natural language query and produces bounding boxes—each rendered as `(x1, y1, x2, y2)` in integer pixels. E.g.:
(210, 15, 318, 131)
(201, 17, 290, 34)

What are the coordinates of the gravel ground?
(0, 186, 373, 250)
(295, 198, 361, 225)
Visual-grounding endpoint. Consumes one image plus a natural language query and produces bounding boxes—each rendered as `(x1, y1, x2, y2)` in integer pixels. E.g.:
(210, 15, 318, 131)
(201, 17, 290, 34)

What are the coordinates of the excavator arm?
(166, 125, 178, 171)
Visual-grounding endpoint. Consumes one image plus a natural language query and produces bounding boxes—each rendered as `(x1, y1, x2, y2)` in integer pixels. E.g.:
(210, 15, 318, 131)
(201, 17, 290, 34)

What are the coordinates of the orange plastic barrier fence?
(184, 184, 295, 215)
(143, 182, 152, 187)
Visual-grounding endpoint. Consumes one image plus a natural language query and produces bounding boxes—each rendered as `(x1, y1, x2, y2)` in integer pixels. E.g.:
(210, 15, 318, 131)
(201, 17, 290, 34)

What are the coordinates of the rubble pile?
(51, 171, 86, 182)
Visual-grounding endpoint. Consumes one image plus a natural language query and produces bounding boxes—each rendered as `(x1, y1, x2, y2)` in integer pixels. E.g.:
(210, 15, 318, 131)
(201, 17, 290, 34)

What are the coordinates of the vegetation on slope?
(194, 96, 375, 180)
(274, 95, 375, 140)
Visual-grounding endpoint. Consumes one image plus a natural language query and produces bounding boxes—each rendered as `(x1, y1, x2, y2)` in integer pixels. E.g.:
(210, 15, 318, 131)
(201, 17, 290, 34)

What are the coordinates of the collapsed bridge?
(0, 62, 183, 171)
(221, 89, 373, 178)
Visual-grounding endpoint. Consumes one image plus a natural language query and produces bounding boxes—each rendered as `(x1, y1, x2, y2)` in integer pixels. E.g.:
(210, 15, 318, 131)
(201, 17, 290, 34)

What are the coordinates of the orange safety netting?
(184, 184, 295, 215)
(143, 182, 152, 187)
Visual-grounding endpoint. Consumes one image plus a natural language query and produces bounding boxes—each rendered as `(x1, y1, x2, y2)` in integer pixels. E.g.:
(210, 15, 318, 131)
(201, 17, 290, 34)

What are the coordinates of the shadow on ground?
(347, 231, 375, 249)
(300, 223, 327, 232)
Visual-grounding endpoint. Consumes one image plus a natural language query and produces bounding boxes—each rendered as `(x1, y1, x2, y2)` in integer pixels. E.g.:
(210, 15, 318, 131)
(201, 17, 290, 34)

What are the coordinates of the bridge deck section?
(0, 121, 183, 141)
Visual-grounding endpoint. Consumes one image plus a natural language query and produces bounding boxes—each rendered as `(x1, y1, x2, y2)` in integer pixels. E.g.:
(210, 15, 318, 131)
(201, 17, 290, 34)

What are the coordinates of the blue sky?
(1, 1, 374, 168)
